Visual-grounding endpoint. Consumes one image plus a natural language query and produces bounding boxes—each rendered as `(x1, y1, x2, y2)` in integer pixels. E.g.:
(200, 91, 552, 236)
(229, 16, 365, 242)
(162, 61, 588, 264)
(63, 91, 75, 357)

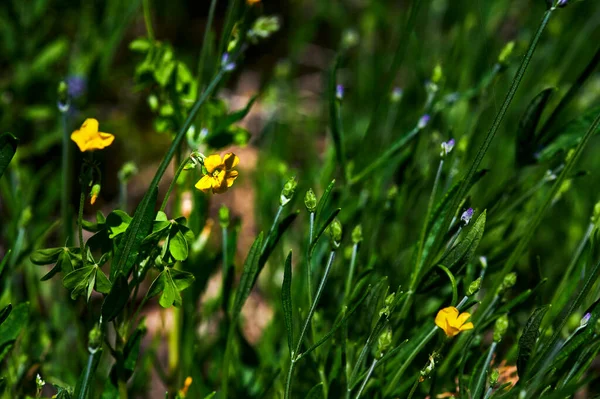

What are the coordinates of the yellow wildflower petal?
(195, 176, 213, 193)
(455, 312, 472, 327)
(435, 307, 460, 337)
(204, 154, 223, 173)
(212, 170, 228, 193)
(81, 118, 99, 133)
(90, 195, 98, 205)
(71, 118, 114, 152)
(459, 322, 474, 332)
(223, 153, 240, 170)
(226, 170, 239, 187)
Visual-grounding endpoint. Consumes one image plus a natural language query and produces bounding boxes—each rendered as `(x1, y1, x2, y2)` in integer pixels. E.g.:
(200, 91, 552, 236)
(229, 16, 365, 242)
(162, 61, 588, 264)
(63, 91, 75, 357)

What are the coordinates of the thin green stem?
(406, 377, 420, 399)
(159, 156, 188, 213)
(262, 205, 283, 253)
(285, 251, 336, 399)
(142, 0, 154, 41)
(344, 243, 359, 302)
(197, 0, 219, 93)
(355, 359, 377, 399)
(61, 112, 73, 243)
(307, 212, 315, 305)
(78, 189, 85, 265)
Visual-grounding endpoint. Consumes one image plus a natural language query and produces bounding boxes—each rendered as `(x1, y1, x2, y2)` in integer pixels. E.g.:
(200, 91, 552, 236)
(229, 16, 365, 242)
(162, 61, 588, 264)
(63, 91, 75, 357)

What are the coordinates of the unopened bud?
(467, 277, 482, 296)
(280, 176, 298, 206)
(490, 369, 500, 386)
(493, 314, 508, 342)
(118, 162, 138, 182)
(352, 225, 363, 245)
(498, 41, 515, 65)
(89, 326, 102, 349)
(336, 84, 344, 100)
(327, 219, 342, 249)
(90, 184, 101, 205)
(219, 205, 230, 228)
(377, 327, 392, 358)
(432, 64, 443, 84)
(304, 189, 317, 212)
(500, 272, 517, 292)
(461, 208, 474, 225)
(418, 114, 431, 129)
(341, 29, 359, 49)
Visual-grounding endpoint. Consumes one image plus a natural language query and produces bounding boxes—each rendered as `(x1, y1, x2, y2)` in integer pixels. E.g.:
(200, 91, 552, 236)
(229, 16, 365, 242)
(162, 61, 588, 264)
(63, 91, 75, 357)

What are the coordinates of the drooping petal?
(203, 155, 223, 173)
(226, 170, 239, 187)
(455, 312, 472, 328)
(223, 153, 239, 170)
(195, 176, 213, 193)
(71, 118, 114, 152)
(459, 322, 474, 332)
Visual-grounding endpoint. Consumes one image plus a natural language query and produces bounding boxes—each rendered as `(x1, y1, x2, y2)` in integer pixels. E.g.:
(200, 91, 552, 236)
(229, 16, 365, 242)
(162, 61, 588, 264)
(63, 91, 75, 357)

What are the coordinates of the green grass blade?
(282, 251, 294, 354)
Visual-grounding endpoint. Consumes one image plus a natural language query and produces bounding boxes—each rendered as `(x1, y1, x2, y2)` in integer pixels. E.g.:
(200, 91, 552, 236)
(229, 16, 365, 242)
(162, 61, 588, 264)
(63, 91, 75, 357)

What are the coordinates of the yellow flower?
(71, 118, 115, 152)
(247, 0, 260, 4)
(435, 306, 474, 338)
(195, 153, 239, 194)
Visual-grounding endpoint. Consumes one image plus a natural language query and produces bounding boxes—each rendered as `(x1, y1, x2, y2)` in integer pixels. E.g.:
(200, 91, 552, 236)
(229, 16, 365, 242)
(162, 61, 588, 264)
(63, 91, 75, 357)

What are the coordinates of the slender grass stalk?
(285, 251, 336, 399)
(355, 359, 377, 399)
(344, 242, 359, 302)
(262, 205, 283, 253)
(142, 0, 154, 41)
(406, 377, 419, 399)
(197, 0, 219, 92)
(307, 211, 315, 305)
(78, 189, 85, 265)
(61, 111, 73, 243)
(472, 342, 497, 398)
(159, 156, 188, 213)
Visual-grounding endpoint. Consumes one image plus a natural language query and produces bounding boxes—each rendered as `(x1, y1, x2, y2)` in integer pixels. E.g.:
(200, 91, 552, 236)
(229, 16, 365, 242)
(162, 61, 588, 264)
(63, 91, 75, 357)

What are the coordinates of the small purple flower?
(221, 53, 236, 72)
(461, 208, 474, 225)
(441, 139, 455, 157)
(336, 84, 344, 100)
(557, 0, 568, 7)
(391, 87, 403, 102)
(66, 75, 87, 99)
(418, 114, 430, 129)
(581, 312, 592, 328)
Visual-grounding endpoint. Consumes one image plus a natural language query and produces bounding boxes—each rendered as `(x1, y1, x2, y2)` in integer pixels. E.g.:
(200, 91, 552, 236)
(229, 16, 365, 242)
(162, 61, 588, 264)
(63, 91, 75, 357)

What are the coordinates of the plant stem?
(61, 112, 73, 243)
(142, 0, 154, 41)
(406, 377, 419, 399)
(78, 189, 86, 265)
(355, 359, 377, 399)
(344, 243, 359, 301)
(285, 251, 336, 399)
(307, 211, 315, 305)
(159, 156, 188, 213)
(262, 205, 283, 253)
(196, 0, 219, 92)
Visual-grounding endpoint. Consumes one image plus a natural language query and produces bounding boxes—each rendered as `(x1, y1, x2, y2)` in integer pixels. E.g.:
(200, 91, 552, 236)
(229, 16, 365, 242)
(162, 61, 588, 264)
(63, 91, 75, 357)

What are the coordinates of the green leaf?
(106, 210, 132, 239)
(41, 250, 75, 281)
(169, 230, 189, 261)
(170, 268, 195, 292)
(129, 38, 151, 53)
(315, 179, 335, 222)
(0, 250, 11, 276)
(440, 210, 486, 270)
(282, 251, 293, 354)
(111, 186, 158, 280)
(95, 269, 112, 294)
(516, 88, 554, 166)
(260, 211, 298, 268)
(0, 133, 18, 179)
(101, 275, 130, 321)
(517, 305, 549, 378)
(30, 247, 64, 265)
(305, 383, 324, 399)
(147, 269, 195, 308)
(74, 349, 103, 399)
(231, 233, 264, 320)
(0, 304, 12, 326)
(123, 324, 147, 377)
(0, 302, 29, 363)
(538, 105, 600, 162)
(63, 266, 95, 300)
(30, 38, 68, 73)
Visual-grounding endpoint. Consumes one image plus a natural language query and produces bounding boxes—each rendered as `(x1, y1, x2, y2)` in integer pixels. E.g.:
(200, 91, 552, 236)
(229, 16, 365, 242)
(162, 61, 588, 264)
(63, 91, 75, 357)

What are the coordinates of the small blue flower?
(336, 84, 344, 100)
(461, 208, 474, 225)
(66, 75, 87, 99)
(441, 139, 455, 157)
(221, 53, 236, 72)
(418, 114, 431, 129)
(581, 312, 592, 328)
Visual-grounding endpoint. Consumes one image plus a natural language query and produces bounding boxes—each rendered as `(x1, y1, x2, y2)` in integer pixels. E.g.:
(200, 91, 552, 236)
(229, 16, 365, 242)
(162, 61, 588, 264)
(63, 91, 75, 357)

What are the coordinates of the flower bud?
(467, 277, 482, 296)
(461, 208, 474, 225)
(57, 81, 69, 112)
(88, 325, 102, 350)
(390, 87, 403, 103)
(352, 225, 363, 245)
(490, 368, 500, 386)
(90, 184, 101, 205)
(304, 189, 317, 212)
(221, 53, 236, 72)
(498, 41, 515, 65)
(377, 327, 392, 358)
(327, 219, 342, 249)
(500, 272, 517, 292)
(280, 176, 298, 206)
(118, 162, 138, 183)
(418, 114, 431, 129)
(342, 29, 359, 50)
(219, 205, 230, 228)
(493, 314, 509, 342)
(440, 139, 455, 157)
(336, 84, 344, 100)
(432, 64, 443, 84)
(556, 0, 568, 7)
(36, 374, 45, 392)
